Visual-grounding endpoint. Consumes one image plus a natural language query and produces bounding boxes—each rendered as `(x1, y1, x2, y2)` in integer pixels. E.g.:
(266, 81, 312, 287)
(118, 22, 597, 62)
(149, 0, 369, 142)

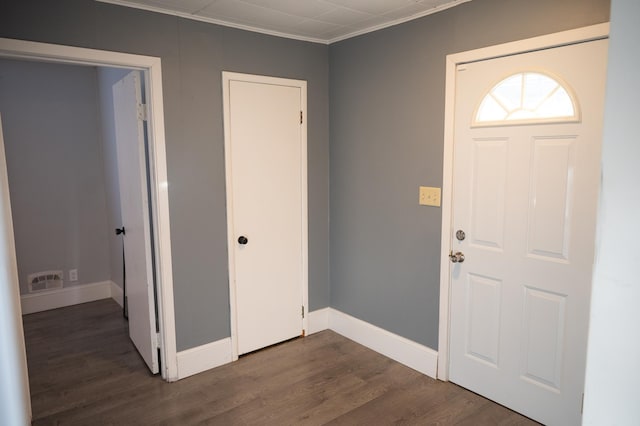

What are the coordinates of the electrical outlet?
(419, 186, 441, 207)
(69, 269, 78, 282)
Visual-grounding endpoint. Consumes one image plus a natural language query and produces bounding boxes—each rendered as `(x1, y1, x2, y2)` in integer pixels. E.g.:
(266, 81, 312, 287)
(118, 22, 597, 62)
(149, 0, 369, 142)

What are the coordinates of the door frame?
(0, 112, 32, 423)
(437, 23, 609, 380)
(222, 71, 308, 360)
(0, 38, 179, 381)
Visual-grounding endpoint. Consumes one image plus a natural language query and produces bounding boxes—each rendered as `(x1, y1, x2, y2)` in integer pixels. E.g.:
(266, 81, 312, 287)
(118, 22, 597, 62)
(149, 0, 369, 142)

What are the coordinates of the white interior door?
(448, 40, 608, 425)
(223, 73, 306, 356)
(112, 71, 158, 374)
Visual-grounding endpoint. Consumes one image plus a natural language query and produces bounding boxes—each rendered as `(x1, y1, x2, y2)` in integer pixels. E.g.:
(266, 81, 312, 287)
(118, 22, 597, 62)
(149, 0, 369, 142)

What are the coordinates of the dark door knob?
(238, 236, 248, 245)
(115, 227, 126, 236)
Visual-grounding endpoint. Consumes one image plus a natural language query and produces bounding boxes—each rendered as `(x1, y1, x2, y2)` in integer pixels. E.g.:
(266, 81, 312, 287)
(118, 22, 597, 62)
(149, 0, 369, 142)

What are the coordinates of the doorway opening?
(0, 39, 178, 406)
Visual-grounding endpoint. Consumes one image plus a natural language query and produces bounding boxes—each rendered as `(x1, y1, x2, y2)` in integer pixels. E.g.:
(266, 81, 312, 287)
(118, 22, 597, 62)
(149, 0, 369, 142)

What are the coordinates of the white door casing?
(0, 37, 177, 383)
(0, 113, 32, 424)
(113, 71, 159, 374)
(222, 72, 308, 357)
(438, 25, 610, 381)
(446, 39, 608, 425)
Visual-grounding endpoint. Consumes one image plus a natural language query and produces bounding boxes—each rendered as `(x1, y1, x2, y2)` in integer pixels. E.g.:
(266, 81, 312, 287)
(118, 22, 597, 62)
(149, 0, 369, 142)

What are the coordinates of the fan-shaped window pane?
(492, 74, 522, 111)
(477, 95, 508, 121)
(474, 72, 578, 125)
(522, 73, 555, 109)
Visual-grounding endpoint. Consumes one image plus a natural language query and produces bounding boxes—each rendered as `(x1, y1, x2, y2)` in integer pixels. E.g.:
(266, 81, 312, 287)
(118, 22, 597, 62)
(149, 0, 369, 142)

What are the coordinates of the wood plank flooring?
(23, 299, 539, 425)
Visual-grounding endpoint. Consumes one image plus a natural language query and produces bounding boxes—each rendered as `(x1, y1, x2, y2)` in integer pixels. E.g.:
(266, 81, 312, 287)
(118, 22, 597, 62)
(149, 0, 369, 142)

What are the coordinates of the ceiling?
(97, 0, 472, 44)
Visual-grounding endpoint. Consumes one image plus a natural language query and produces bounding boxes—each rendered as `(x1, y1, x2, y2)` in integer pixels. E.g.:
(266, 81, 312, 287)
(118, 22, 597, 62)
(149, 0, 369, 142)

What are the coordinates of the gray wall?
(0, 0, 610, 354)
(0, 0, 330, 351)
(583, 0, 640, 423)
(96, 67, 132, 289)
(0, 59, 110, 294)
(329, 0, 611, 349)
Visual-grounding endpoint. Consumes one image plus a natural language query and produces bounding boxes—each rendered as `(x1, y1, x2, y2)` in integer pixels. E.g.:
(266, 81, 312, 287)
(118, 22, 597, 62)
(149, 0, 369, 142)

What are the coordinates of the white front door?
(223, 73, 306, 356)
(448, 39, 608, 425)
(112, 71, 159, 374)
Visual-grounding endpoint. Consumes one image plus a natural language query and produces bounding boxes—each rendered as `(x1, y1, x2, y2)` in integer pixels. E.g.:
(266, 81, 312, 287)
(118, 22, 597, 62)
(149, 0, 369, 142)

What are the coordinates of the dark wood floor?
(23, 299, 538, 425)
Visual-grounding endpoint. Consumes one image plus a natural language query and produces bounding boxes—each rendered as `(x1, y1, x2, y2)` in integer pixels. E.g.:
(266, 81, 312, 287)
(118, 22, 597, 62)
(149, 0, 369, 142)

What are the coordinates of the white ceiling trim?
(96, 0, 473, 45)
(327, 0, 471, 44)
(97, 0, 327, 44)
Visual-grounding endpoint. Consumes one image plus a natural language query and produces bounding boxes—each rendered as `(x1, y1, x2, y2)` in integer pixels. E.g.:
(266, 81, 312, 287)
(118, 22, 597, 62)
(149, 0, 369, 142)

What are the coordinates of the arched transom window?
(474, 71, 579, 126)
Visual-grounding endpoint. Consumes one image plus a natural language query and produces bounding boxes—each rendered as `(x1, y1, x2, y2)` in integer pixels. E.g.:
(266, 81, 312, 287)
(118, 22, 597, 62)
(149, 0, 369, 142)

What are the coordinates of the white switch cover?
(419, 186, 441, 207)
(69, 269, 78, 282)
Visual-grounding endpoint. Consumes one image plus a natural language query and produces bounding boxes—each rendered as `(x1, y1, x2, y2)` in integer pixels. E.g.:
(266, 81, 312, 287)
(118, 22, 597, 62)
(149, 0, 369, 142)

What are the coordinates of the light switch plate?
(419, 186, 441, 207)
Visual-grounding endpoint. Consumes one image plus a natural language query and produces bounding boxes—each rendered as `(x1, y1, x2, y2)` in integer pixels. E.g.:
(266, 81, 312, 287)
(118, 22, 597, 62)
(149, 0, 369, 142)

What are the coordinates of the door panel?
(470, 138, 508, 250)
(112, 71, 158, 374)
(449, 39, 608, 425)
(465, 273, 502, 366)
(521, 286, 566, 391)
(224, 74, 305, 356)
(527, 137, 575, 260)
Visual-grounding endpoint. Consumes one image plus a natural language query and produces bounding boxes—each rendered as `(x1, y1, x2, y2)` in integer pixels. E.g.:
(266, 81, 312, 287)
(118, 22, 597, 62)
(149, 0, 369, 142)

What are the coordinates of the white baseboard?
(110, 281, 124, 307)
(170, 309, 438, 381)
(307, 307, 330, 335)
(20, 281, 113, 314)
(329, 308, 438, 379)
(172, 309, 438, 382)
(22, 288, 438, 382)
(176, 338, 233, 380)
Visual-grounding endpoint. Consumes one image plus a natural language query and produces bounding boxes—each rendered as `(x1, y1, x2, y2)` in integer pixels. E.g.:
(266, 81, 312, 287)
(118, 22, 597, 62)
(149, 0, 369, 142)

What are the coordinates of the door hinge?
(138, 103, 148, 121)
(581, 393, 584, 414)
(300, 111, 303, 124)
(301, 305, 305, 319)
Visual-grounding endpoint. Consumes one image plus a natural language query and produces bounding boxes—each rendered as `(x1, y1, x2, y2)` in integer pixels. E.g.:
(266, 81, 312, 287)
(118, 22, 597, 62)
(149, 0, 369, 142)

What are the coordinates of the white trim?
(0, 37, 178, 382)
(437, 23, 610, 381)
(110, 281, 124, 307)
(20, 280, 125, 313)
(222, 71, 308, 361)
(0, 113, 32, 423)
(307, 307, 330, 335)
(20, 281, 112, 315)
(448, 23, 609, 66)
(176, 338, 233, 380)
(96, 0, 472, 45)
(299, 78, 310, 341)
(172, 309, 438, 381)
(329, 309, 438, 378)
(327, 0, 472, 44)
(140, 50, 178, 382)
(97, 0, 326, 45)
